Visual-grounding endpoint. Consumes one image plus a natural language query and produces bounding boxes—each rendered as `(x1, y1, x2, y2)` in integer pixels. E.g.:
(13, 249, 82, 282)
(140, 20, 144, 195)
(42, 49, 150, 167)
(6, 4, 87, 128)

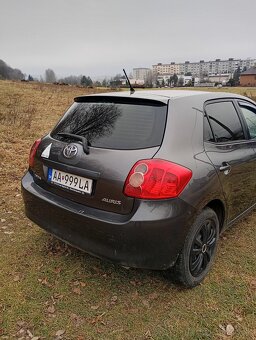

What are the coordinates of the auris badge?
(63, 144, 78, 159)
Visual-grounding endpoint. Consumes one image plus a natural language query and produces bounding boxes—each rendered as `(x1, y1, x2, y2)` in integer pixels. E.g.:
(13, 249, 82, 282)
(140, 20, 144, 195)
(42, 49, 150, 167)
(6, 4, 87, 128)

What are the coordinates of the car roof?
(105, 90, 209, 99)
(76, 89, 251, 105)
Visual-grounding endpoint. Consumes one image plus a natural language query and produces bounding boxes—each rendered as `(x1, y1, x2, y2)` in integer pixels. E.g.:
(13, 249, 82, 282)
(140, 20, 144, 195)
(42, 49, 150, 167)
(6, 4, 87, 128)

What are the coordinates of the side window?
(205, 101, 245, 143)
(238, 102, 256, 139)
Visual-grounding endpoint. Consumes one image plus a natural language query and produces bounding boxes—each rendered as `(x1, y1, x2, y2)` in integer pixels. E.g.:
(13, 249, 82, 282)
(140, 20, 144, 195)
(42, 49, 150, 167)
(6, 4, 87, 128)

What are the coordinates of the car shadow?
(35, 231, 184, 291)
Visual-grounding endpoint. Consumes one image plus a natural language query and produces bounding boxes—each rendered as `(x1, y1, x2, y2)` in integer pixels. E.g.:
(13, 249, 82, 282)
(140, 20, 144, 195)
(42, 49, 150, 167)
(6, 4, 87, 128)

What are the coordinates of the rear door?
(203, 99, 255, 222)
(34, 96, 168, 214)
(236, 100, 256, 205)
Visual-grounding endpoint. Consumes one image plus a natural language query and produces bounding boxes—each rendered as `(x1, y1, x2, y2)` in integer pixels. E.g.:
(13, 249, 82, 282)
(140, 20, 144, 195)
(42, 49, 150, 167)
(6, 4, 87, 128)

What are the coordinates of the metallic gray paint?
(21, 90, 256, 269)
(22, 171, 197, 269)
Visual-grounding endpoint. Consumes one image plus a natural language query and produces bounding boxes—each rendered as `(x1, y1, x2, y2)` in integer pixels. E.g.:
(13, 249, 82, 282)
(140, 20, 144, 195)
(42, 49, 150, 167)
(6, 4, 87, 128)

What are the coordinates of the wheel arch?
(204, 199, 226, 232)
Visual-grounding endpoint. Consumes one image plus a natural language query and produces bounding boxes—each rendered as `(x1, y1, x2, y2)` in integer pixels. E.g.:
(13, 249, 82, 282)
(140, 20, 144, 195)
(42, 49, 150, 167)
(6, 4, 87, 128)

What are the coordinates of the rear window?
(51, 100, 167, 150)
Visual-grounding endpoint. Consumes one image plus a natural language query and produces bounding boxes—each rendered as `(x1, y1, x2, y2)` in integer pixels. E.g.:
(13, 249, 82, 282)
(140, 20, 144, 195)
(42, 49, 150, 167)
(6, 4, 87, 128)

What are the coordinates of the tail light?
(29, 139, 41, 168)
(124, 159, 192, 199)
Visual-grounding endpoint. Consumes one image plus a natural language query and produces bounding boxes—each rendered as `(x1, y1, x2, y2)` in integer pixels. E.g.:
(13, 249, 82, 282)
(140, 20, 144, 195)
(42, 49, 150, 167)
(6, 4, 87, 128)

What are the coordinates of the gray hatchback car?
(21, 90, 256, 287)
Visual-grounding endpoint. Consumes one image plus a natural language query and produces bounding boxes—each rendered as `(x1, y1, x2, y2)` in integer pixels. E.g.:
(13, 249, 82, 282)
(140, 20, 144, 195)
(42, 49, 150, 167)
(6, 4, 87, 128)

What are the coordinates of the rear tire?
(172, 207, 219, 288)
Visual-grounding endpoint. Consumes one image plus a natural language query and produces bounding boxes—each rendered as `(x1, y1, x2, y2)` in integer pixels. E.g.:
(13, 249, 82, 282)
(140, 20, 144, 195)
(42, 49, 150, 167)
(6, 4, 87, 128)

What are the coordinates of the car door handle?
(219, 162, 231, 174)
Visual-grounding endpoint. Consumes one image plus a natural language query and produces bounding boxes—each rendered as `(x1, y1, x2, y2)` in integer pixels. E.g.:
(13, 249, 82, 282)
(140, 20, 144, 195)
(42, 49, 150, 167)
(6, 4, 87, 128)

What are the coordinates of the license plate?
(48, 168, 93, 194)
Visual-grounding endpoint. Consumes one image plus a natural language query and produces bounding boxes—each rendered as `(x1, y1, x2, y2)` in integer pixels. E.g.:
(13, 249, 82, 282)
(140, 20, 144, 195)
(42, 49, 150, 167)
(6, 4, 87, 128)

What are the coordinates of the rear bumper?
(21, 171, 197, 270)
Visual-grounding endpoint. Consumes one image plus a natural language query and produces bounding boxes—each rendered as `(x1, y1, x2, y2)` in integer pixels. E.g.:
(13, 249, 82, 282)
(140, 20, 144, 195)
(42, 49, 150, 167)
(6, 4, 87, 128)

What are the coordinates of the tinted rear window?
(51, 101, 167, 150)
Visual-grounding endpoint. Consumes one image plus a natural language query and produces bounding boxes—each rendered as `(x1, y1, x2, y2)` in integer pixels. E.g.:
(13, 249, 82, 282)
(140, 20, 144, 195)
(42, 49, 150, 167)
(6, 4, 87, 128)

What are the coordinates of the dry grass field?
(0, 80, 255, 339)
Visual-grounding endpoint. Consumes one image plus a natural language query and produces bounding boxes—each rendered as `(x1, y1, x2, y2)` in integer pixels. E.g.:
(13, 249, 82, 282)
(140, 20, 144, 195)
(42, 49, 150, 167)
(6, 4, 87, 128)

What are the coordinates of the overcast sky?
(1, 0, 256, 79)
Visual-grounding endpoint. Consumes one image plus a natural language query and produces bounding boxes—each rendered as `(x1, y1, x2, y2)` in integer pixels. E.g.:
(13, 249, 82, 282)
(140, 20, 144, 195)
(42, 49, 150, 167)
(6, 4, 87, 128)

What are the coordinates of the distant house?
(240, 67, 256, 86)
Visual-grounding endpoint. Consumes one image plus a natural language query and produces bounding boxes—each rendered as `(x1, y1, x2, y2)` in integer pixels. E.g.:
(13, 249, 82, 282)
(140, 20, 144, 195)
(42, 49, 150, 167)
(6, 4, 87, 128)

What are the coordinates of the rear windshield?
(51, 100, 167, 150)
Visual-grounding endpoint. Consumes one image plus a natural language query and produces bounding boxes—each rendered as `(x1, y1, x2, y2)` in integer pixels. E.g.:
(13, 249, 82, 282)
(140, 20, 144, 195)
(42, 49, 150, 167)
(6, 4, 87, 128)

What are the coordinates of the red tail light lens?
(29, 139, 41, 168)
(124, 159, 192, 199)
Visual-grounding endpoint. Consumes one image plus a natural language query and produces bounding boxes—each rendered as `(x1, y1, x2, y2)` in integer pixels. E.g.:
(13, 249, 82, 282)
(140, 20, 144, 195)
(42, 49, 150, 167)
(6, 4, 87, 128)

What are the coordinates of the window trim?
(203, 99, 248, 144)
(235, 99, 256, 140)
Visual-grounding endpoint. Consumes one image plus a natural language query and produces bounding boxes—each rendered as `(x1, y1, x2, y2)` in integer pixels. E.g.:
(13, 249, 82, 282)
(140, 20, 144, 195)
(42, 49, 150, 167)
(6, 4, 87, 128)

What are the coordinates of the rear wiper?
(57, 132, 90, 155)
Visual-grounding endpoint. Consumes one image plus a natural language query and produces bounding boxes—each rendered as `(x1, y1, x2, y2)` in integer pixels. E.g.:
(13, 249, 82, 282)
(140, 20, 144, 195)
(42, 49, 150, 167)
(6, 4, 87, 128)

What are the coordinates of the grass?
(0, 80, 255, 339)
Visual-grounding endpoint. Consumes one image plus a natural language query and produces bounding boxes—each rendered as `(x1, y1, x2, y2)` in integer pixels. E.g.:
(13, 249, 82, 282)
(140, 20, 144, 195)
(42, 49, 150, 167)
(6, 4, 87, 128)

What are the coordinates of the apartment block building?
(152, 62, 180, 76)
(152, 58, 256, 77)
(132, 68, 151, 80)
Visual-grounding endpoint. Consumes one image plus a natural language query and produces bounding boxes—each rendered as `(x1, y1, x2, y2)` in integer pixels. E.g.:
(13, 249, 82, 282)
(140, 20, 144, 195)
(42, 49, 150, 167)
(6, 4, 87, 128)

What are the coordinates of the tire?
(172, 207, 219, 288)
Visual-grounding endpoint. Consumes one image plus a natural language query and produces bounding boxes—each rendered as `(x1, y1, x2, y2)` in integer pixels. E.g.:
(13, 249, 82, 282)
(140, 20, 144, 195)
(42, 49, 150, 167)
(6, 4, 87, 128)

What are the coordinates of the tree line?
(44, 69, 118, 87)
(0, 59, 135, 87)
(0, 59, 24, 80)
(1, 59, 248, 88)
(38, 68, 113, 87)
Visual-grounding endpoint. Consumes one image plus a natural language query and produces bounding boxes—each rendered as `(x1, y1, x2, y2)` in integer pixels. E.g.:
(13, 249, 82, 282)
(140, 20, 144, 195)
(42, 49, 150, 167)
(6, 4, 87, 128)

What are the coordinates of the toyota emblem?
(63, 144, 78, 158)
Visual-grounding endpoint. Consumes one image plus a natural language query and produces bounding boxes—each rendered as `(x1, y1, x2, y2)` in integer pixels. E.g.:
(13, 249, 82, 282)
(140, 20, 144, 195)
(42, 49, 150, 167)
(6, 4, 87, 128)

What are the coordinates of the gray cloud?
(1, 0, 255, 78)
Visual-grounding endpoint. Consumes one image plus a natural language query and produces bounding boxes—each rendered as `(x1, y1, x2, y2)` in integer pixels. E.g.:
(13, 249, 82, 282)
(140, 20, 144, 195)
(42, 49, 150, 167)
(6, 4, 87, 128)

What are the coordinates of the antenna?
(123, 69, 135, 94)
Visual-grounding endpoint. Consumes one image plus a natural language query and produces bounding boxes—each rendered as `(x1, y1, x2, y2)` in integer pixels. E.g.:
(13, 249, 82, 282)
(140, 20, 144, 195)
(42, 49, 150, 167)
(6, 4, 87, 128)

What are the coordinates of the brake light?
(29, 139, 41, 168)
(124, 159, 192, 199)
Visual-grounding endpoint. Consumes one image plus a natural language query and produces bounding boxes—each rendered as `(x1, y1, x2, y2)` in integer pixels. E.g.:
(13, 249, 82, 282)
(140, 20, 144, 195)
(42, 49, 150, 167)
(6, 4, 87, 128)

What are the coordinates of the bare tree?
(59, 75, 81, 85)
(178, 77, 184, 87)
(54, 103, 121, 144)
(45, 69, 56, 83)
(145, 70, 153, 88)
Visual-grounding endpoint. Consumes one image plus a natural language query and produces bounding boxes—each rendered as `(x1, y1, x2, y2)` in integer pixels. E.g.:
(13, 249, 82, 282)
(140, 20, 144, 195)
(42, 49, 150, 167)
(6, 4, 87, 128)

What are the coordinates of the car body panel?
(204, 141, 256, 221)
(155, 95, 227, 216)
(34, 136, 161, 214)
(22, 171, 197, 270)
